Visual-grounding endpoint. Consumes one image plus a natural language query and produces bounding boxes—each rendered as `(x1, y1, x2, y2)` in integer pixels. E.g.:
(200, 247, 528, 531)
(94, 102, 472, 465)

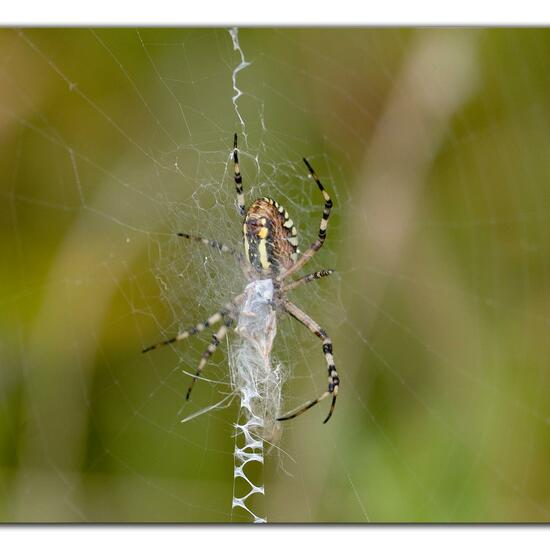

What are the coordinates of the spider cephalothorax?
(143, 134, 339, 423)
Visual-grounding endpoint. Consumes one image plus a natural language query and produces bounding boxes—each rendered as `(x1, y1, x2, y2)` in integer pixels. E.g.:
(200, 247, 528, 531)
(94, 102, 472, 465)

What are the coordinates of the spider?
(142, 134, 339, 423)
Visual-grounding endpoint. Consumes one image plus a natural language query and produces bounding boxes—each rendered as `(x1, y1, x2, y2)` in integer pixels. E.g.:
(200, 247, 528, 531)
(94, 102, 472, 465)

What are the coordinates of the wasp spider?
(143, 135, 339, 423)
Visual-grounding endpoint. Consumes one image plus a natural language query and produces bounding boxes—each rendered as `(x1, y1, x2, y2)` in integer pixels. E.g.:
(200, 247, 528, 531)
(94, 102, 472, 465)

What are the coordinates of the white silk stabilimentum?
(230, 279, 286, 523)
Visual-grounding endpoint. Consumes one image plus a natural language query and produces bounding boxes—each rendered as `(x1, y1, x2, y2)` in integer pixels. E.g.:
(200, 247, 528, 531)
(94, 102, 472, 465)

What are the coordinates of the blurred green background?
(1, 28, 550, 522)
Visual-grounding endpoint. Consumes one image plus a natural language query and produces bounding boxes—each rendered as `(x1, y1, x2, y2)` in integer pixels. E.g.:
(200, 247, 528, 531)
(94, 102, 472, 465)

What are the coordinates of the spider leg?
(282, 269, 334, 293)
(278, 158, 333, 282)
(142, 294, 243, 354)
(233, 133, 246, 217)
(176, 232, 241, 259)
(278, 300, 339, 423)
(186, 316, 234, 400)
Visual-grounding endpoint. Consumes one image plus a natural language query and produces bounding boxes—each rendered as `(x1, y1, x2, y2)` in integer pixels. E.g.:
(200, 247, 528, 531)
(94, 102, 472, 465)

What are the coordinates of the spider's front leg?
(141, 305, 232, 354)
(186, 315, 235, 400)
(143, 295, 243, 397)
(278, 300, 339, 423)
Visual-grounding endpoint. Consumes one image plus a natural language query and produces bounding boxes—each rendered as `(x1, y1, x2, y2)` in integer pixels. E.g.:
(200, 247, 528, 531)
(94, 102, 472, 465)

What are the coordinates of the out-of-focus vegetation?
(1, 28, 550, 522)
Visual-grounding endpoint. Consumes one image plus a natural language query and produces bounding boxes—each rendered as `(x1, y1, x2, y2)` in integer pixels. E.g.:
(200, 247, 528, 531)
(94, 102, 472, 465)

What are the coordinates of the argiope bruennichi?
(143, 135, 339, 423)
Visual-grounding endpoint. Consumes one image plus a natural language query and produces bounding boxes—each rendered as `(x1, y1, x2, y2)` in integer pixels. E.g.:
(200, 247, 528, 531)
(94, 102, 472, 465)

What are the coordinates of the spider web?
(1, 27, 550, 522)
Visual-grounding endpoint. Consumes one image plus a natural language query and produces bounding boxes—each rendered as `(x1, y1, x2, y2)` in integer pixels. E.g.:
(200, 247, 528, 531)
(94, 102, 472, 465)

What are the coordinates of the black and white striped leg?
(282, 269, 334, 293)
(278, 158, 333, 281)
(142, 309, 227, 354)
(186, 316, 233, 400)
(141, 294, 242, 354)
(278, 300, 339, 423)
(176, 232, 239, 258)
(233, 133, 245, 216)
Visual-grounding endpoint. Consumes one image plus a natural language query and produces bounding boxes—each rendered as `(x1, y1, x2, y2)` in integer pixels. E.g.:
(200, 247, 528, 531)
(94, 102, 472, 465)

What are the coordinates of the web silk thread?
(230, 279, 285, 523)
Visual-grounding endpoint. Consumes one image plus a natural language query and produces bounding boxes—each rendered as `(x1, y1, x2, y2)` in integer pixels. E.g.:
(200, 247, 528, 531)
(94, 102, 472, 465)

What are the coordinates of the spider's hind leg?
(278, 158, 333, 282)
(176, 232, 240, 259)
(278, 300, 339, 423)
(282, 269, 334, 293)
(233, 133, 246, 217)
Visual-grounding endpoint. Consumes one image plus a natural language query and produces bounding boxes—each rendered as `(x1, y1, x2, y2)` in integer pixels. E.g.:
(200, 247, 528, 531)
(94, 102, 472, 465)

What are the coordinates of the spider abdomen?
(243, 197, 298, 277)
